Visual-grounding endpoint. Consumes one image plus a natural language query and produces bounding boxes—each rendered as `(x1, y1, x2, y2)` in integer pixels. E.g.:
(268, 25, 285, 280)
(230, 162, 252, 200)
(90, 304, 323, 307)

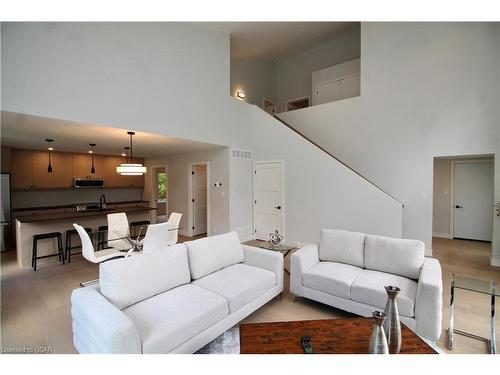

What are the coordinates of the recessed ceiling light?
(121, 153, 126, 157)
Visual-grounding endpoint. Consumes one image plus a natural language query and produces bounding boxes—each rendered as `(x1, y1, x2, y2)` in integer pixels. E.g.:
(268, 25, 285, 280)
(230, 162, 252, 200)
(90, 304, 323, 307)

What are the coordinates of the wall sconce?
(236, 91, 246, 100)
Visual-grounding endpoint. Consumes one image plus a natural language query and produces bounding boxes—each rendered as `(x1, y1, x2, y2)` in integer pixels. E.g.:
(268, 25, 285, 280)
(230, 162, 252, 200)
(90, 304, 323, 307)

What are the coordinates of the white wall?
(230, 59, 277, 107)
(1, 22, 253, 150)
(432, 158, 452, 238)
(276, 28, 361, 112)
(11, 188, 143, 209)
(251, 105, 402, 245)
(144, 147, 230, 237)
(277, 23, 500, 260)
(1, 22, 405, 251)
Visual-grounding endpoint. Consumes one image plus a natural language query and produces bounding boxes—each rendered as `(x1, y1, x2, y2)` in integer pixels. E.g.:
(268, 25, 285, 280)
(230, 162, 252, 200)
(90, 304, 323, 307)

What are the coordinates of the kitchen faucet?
(99, 194, 107, 210)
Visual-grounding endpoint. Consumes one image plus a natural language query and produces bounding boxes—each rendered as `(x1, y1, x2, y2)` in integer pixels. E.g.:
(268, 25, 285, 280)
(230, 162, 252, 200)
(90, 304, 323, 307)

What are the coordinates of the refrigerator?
(1, 173, 12, 252)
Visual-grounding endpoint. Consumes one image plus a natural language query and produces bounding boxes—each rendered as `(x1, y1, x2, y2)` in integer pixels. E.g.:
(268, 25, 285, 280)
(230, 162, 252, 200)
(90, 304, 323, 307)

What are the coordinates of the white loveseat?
(290, 229, 442, 341)
(71, 232, 283, 353)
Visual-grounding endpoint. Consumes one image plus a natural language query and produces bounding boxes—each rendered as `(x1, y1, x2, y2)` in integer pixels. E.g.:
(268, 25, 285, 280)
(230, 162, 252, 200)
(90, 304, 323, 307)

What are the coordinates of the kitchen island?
(15, 203, 157, 268)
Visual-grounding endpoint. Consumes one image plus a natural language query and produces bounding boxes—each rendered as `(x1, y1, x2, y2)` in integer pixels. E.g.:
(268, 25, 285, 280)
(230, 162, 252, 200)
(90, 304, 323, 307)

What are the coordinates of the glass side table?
(447, 273, 498, 354)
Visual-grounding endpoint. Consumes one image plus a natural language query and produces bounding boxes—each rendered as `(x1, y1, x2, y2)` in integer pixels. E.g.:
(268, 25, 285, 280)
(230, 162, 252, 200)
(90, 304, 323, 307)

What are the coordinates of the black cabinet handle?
(274, 206, 282, 210)
(455, 205, 463, 209)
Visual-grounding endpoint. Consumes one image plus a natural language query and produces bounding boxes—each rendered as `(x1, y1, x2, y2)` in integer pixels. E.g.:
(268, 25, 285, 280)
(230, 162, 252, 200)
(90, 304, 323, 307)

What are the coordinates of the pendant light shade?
(46, 139, 54, 173)
(116, 132, 146, 176)
(89, 143, 96, 174)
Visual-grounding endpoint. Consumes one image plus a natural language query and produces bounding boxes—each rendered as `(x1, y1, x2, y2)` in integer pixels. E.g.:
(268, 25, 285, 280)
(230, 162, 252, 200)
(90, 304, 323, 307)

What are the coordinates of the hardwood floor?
(1, 236, 498, 354)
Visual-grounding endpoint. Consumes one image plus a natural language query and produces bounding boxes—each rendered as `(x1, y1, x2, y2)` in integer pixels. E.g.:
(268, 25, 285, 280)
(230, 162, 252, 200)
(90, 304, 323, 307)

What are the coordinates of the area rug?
(195, 325, 240, 354)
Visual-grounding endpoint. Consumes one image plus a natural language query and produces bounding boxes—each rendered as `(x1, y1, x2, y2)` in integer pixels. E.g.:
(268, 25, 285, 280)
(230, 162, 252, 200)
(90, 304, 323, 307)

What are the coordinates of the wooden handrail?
(272, 114, 404, 207)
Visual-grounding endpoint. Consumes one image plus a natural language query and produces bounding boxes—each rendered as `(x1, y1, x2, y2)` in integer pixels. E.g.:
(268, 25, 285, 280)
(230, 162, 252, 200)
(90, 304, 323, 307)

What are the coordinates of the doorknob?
(274, 206, 282, 210)
(455, 205, 463, 209)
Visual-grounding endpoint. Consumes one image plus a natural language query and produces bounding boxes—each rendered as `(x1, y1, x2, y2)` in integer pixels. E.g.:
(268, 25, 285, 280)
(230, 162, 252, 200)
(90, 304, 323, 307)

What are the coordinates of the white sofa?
(71, 232, 283, 353)
(290, 229, 442, 341)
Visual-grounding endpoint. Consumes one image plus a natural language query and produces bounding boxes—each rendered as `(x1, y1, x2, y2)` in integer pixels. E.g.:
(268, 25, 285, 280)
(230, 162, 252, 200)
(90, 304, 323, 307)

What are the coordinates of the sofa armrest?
(71, 285, 142, 353)
(415, 257, 443, 342)
(242, 245, 284, 292)
(290, 243, 320, 296)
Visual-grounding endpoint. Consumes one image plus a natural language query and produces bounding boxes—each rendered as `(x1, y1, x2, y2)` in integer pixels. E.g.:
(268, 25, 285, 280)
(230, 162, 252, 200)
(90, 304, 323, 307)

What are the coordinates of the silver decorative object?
(383, 285, 402, 354)
(268, 230, 284, 247)
(368, 311, 389, 354)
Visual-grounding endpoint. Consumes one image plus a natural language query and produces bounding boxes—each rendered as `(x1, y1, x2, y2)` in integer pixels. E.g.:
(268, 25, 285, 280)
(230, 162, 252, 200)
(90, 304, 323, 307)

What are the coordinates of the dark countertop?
(16, 205, 157, 223)
(13, 200, 150, 212)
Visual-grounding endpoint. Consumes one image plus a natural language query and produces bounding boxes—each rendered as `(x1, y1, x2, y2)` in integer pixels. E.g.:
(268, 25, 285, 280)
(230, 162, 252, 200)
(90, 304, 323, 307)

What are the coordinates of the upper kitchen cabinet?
(72, 153, 103, 179)
(52, 152, 74, 188)
(10, 149, 144, 190)
(10, 149, 34, 189)
(32, 150, 55, 188)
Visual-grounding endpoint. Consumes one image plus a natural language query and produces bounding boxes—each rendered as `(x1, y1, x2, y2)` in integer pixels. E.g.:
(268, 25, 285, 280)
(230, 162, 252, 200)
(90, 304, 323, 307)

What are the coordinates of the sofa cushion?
(123, 284, 228, 353)
(192, 263, 276, 313)
(302, 261, 363, 299)
(99, 243, 190, 310)
(365, 235, 424, 279)
(351, 269, 418, 317)
(186, 232, 244, 280)
(319, 229, 366, 268)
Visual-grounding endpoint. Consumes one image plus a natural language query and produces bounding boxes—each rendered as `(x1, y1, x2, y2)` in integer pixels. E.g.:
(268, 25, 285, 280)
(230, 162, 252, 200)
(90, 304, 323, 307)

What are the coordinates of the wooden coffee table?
(239, 318, 437, 354)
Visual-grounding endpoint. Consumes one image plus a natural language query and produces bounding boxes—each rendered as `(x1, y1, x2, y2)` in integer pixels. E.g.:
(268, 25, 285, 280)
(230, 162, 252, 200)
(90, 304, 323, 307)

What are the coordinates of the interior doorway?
(188, 162, 209, 237)
(154, 167, 167, 222)
(433, 156, 494, 243)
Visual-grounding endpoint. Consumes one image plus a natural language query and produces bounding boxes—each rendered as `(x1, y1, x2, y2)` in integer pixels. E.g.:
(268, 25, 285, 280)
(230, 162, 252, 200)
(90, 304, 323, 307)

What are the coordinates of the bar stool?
(65, 227, 92, 263)
(130, 220, 150, 239)
(97, 225, 108, 250)
(32, 232, 64, 271)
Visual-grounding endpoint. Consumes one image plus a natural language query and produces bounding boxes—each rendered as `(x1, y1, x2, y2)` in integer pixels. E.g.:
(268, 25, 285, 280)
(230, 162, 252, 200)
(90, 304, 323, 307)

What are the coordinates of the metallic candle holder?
(368, 311, 389, 354)
(383, 285, 402, 354)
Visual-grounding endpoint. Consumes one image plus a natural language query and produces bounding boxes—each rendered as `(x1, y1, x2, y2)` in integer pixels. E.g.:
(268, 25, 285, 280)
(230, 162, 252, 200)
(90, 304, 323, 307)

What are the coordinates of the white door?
(453, 162, 494, 241)
(192, 164, 207, 235)
(254, 161, 284, 240)
(315, 79, 342, 105)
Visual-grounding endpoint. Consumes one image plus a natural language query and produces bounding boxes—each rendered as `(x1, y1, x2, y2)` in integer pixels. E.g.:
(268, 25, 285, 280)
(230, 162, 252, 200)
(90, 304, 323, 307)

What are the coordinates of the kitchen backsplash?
(12, 188, 144, 209)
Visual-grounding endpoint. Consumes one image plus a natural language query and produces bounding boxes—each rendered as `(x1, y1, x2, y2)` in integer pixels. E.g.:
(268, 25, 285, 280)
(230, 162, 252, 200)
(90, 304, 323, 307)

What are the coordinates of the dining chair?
(166, 212, 182, 245)
(142, 222, 169, 254)
(107, 212, 136, 251)
(73, 223, 128, 287)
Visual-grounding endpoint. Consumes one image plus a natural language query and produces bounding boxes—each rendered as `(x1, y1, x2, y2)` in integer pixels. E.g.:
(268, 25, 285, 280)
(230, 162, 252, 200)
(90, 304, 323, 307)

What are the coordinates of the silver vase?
(368, 311, 389, 354)
(383, 285, 402, 354)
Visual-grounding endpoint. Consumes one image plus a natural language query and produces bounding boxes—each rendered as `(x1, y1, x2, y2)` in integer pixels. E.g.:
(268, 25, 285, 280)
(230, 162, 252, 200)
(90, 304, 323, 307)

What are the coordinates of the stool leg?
(65, 233, 69, 262)
(58, 234, 65, 265)
(67, 233, 72, 263)
(32, 237, 37, 271)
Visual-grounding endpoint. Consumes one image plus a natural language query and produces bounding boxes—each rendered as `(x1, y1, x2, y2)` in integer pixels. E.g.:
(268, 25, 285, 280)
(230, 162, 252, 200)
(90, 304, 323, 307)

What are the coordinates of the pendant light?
(116, 131, 146, 175)
(89, 143, 96, 174)
(46, 139, 54, 173)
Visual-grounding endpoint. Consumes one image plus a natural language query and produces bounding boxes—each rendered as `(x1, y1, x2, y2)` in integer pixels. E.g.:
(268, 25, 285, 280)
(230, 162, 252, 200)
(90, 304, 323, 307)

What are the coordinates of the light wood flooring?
(1, 237, 498, 354)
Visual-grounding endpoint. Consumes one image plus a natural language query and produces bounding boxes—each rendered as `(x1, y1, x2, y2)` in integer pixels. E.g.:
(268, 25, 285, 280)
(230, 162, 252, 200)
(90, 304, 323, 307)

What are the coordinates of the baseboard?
(490, 257, 500, 267)
(179, 230, 190, 237)
(432, 232, 453, 239)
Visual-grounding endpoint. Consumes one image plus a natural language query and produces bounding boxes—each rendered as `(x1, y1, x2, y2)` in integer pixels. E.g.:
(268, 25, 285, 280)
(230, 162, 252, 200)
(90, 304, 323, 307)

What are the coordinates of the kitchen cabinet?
(32, 150, 54, 188)
(52, 152, 74, 188)
(11, 148, 144, 190)
(10, 149, 34, 189)
(72, 153, 103, 179)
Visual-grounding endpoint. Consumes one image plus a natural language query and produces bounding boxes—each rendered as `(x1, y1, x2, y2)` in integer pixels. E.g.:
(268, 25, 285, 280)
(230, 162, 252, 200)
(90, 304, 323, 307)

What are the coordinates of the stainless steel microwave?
(73, 178, 104, 188)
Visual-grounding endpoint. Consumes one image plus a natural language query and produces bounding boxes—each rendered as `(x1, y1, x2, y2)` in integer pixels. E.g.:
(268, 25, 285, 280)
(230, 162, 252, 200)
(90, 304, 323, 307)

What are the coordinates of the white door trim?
(188, 162, 210, 238)
(253, 159, 285, 239)
(449, 158, 494, 239)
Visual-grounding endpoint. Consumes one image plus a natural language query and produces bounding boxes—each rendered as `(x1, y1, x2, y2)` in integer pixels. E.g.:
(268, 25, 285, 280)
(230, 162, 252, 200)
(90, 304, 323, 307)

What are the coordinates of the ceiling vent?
(231, 149, 252, 160)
